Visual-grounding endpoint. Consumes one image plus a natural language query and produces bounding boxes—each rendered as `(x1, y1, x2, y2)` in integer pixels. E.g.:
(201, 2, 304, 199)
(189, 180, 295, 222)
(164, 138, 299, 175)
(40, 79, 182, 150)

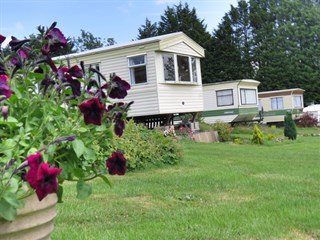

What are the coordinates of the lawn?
(52, 128, 320, 240)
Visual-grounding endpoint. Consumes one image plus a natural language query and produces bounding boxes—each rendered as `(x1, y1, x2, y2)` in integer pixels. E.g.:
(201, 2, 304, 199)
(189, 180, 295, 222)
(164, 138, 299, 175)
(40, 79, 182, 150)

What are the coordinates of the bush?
(252, 125, 264, 144)
(284, 112, 297, 140)
(212, 121, 232, 142)
(297, 113, 318, 128)
(112, 120, 183, 170)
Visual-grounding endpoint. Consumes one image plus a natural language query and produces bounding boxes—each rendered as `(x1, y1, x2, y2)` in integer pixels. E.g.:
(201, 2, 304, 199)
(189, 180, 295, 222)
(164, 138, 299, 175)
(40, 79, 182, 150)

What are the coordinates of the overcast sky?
(0, 0, 238, 46)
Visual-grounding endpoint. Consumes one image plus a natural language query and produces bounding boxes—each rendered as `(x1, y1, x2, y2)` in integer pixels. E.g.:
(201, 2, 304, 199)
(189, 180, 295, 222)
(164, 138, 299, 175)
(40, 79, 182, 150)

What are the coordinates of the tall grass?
(52, 134, 320, 240)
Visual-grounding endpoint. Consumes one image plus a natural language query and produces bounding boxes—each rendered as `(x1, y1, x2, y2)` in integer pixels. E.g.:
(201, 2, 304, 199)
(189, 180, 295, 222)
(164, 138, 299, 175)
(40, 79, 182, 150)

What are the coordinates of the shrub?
(297, 113, 318, 128)
(284, 112, 297, 140)
(267, 134, 275, 141)
(252, 125, 264, 144)
(233, 138, 243, 144)
(212, 121, 232, 142)
(112, 120, 183, 169)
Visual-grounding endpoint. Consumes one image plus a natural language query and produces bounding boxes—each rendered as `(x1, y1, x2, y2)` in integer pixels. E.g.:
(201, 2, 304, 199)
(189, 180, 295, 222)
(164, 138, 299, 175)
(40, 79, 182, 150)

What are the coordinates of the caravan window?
(128, 55, 147, 85)
(240, 89, 257, 105)
(216, 89, 234, 107)
(293, 96, 302, 108)
(162, 54, 198, 83)
(271, 97, 284, 110)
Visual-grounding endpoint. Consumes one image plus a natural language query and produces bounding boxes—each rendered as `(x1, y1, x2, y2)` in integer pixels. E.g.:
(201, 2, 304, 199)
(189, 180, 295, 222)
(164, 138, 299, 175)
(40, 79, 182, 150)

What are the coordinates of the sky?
(0, 0, 238, 46)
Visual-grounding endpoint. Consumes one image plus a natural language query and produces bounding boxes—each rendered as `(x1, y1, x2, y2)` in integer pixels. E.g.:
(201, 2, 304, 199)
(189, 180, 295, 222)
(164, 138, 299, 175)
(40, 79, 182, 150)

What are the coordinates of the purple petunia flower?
(9, 36, 30, 51)
(26, 152, 43, 189)
(106, 151, 127, 175)
(79, 98, 105, 125)
(68, 65, 83, 78)
(43, 28, 67, 54)
(0, 74, 12, 101)
(34, 163, 62, 201)
(67, 78, 81, 96)
(103, 76, 131, 99)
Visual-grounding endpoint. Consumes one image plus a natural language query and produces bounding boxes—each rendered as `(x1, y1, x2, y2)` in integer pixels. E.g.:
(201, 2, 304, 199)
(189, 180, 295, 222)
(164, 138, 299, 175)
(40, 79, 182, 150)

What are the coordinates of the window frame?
(240, 88, 257, 105)
(271, 97, 284, 110)
(128, 54, 147, 85)
(216, 89, 234, 107)
(293, 95, 302, 108)
(162, 53, 198, 83)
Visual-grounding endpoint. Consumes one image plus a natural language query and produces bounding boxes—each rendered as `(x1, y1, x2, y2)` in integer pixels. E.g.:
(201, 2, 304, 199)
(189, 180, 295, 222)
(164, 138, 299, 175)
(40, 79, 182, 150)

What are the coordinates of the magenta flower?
(103, 76, 131, 99)
(106, 151, 127, 175)
(0, 74, 12, 101)
(79, 98, 105, 125)
(34, 163, 62, 201)
(26, 152, 43, 189)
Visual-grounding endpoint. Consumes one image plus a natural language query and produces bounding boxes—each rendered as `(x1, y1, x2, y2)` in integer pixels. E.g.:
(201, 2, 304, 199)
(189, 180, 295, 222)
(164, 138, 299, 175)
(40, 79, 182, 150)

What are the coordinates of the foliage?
(267, 133, 275, 141)
(251, 125, 264, 144)
(297, 112, 318, 128)
(137, 18, 158, 39)
(284, 112, 297, 140)
(233, 138, 243, 144)
(0, 22, 130, 221)
(111, 120, 183, 169)
(207, 0, 320, 104)
(72, 29, 116, 52)
(212, 121, 232, 142)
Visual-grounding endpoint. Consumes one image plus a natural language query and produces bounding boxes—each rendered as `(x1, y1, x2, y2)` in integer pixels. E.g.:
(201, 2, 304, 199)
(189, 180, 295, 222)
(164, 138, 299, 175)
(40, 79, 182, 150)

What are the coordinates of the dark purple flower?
(9, 36, 30, 51)
(68, 65, 83, 78)
(44, 28, 67, 54)
(106, 151, 127, 175)
(103, 76, 131, 99)
(114, 118, 125, 137)
(46, 28, 67, 45)
(34, 163, 62, 201)
(53, 135, 76, 143)
(0, 74, 12, 100)
(26, 152, 43, 189)
(40, 74, 56, 94)
(67, 78, 81, 96)
(79, 98, 105, 125)
(0, 34, 6, 45)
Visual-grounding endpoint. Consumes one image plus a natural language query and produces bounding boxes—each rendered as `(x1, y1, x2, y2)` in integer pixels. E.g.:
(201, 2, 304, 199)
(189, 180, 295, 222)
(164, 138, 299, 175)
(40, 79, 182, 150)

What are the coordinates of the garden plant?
(0, 22, 131, 221)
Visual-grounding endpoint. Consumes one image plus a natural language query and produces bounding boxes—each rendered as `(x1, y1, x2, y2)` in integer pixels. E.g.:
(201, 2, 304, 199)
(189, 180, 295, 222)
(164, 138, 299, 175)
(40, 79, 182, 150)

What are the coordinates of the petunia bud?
(1, 106, 9, 120)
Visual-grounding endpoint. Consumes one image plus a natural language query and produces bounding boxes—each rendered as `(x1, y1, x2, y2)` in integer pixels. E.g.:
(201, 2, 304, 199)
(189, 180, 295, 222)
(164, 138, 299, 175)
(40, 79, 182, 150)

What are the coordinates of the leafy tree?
(137, 18, 158, 39)
(73, 29, 116, 52)
(284, 112, 297, 140)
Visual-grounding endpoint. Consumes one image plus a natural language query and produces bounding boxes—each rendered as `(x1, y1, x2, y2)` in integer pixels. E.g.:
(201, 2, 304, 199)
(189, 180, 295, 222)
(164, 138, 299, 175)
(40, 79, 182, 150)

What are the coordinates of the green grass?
(52, 132, 320, 240)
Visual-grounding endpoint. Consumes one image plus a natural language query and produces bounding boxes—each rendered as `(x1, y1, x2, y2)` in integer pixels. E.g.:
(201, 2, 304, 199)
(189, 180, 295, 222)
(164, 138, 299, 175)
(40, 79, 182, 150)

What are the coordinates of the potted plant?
(0, 22, 131, 238)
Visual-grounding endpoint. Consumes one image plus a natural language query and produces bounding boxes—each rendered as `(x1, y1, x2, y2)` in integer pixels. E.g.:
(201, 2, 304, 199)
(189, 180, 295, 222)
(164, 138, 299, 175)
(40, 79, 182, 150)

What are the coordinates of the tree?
(144, 2, 213, 83)
(137, 18, 158, 39)
(284, 112, 297, 140)
(73, 29, 116, 52)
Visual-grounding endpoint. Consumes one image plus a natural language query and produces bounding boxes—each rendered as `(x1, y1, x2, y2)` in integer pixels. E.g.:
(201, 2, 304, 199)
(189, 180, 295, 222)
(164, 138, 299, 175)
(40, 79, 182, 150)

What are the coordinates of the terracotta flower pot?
(0, 193, 57, 240)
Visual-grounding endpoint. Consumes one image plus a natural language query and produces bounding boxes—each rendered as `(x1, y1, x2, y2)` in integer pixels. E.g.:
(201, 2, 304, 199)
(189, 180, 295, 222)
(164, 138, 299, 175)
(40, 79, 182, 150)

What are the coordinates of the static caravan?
(258, 88, 305, 124)
(56, 32, 205, 128)
(202, 80, 260, 124)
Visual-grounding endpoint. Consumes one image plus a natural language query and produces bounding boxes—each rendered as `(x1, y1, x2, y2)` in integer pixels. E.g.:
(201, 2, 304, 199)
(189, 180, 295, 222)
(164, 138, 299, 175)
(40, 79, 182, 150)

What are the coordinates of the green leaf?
(98, 175, 112, 188)
(83, 147, 96, 161)
(0, 197, 18, 221)
(76, 180, 92, 200)
(57, 185, 64, 203)
(72, 139, 85, 158)
(3, 192, 24, 209)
